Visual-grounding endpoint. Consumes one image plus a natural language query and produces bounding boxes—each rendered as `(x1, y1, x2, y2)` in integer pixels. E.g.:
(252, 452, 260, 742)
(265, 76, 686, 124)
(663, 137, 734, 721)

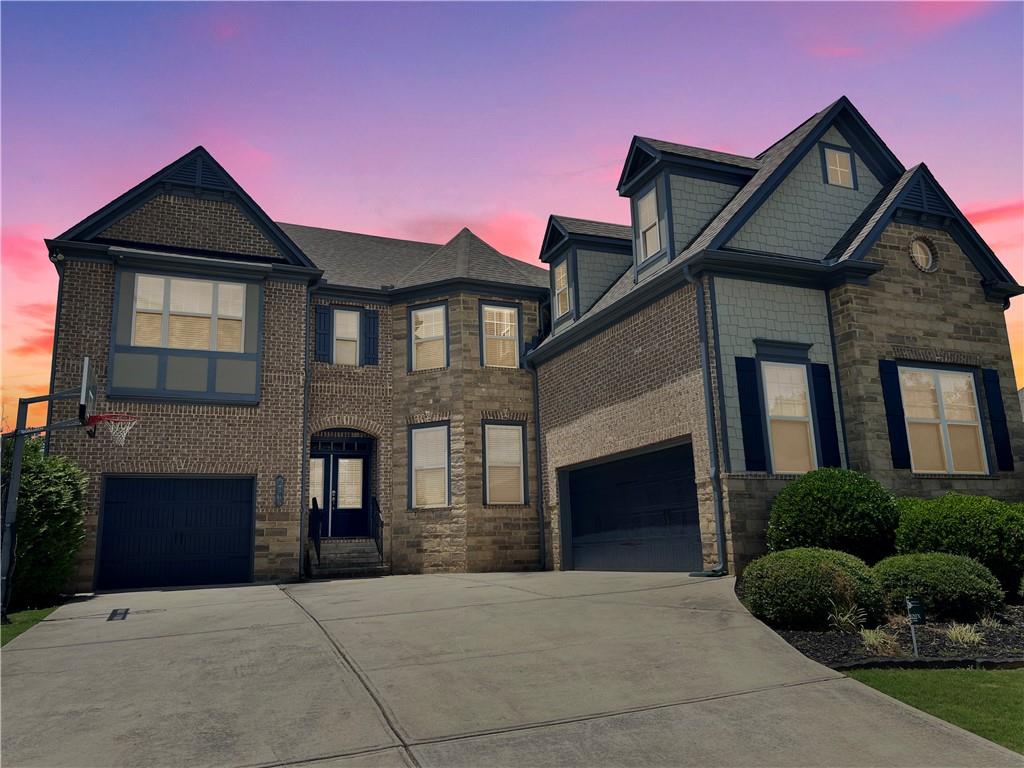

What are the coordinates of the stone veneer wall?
(306, 295, 394, 563)
(830, 220, 1024, 498)
(50, 259, 307, 590)
(100, 193, 281, 259)
(390, 292, 541, 573)
(535, 281, 722, 570)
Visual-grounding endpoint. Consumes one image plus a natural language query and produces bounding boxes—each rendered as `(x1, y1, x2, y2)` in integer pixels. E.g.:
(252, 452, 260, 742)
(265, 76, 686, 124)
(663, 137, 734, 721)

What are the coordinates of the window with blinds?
(334, 309, 360, 365)
(554, 261, 570, 318)
(132, 274, 245, 353)
(309, 457, 325, 509)
(761, 361, 817, 473)
(484, 424, 524, 505)
(336, 458, 363, 508)
(898, 367, 987, 474)
(411, 424, 448, 508)
(411, 305, 446, 371)
(482, 304, 519, 368)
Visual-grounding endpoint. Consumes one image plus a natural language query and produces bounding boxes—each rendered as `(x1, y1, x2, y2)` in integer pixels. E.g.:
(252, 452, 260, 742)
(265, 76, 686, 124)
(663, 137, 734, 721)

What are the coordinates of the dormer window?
(637, 187, 662, 261)
(822, 145, 856, 189)
(554, 260, 571, 318)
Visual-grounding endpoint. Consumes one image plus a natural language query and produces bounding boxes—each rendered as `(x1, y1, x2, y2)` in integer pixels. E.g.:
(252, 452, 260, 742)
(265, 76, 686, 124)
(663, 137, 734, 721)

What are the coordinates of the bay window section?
(762, 361, 816, 473)
(482, 304, 519, 368)
(133, 274, 246, 353)
(411, 424, 449, 508)
(899, 367, 987, 474)
(484, 424, 525, 504)
(411, 304, 447, 371)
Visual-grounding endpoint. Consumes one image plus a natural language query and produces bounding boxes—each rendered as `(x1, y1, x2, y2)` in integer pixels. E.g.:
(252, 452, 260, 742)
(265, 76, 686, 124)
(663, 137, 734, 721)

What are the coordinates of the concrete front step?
(308, 563, 390, 579)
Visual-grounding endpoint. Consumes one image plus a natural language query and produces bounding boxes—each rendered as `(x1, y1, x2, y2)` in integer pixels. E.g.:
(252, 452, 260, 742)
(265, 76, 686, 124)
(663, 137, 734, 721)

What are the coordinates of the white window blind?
(412, 425, 448, 508)
(762, 362, 816, 473)
(334, 309, 360, 365)
(132, 274, 246, 352)
(899, 367, 987, 474)
(485, 424, 524, 504)
(637, 187, 661, 261)
(483, 305, 519, 368)
(336, 458, 363, 508)
(412, 306, 446, 371)
(554, 262, 570, 318)
(309, 457, 325, 509)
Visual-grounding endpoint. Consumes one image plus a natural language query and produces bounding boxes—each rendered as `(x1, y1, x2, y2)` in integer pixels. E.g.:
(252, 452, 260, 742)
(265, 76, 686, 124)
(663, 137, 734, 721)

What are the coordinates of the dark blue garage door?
(98, 477, 254, 590)
(566, 444, 702, 572)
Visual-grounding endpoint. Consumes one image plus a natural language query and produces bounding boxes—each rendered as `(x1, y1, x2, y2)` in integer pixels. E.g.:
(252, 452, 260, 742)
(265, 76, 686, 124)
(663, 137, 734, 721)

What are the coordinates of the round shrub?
(742, 547, 884, 630)
(766, 468, 898, 562)
(1, 437, 86, 609)
(873, 553, 1003, 622)
(896, 493, 1024, 596)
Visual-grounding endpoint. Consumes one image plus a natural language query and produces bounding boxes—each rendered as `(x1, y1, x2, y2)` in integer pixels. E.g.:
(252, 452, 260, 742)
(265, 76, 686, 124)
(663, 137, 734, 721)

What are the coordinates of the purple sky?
(2, 2, 1022, 422)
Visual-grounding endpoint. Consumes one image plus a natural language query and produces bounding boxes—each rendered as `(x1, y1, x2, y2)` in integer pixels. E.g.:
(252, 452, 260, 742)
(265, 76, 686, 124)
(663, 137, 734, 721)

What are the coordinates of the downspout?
(527, 357, 547, 571)
(43, 256, 65, 455)
(297, 282, 313, 580)
(687, 267, 728, 577)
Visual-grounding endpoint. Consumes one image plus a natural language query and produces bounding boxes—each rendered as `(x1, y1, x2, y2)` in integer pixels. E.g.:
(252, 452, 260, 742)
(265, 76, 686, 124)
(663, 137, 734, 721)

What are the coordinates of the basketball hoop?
(86, 413, 139, 446)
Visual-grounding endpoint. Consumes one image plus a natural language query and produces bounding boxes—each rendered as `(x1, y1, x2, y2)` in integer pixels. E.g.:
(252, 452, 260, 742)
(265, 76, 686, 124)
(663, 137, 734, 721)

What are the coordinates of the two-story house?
(44, 95, 1022, 591)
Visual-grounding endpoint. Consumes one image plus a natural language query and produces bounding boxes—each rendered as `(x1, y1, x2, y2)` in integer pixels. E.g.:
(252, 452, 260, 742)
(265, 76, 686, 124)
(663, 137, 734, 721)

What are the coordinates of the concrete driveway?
(2, 572, 1020, 768)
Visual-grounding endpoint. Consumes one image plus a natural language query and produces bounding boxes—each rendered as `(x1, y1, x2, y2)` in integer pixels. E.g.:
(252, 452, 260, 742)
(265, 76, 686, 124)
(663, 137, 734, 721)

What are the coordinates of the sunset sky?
(2, 1, 1022, 427)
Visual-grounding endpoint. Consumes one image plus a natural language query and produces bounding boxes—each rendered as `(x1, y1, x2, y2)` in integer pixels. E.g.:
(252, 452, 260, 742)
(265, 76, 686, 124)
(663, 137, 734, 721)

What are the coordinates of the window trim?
(408, 301, 449, 372)
(332, 308, 361, 366)
(897, 364, 989, 475)
(552, 257, 572, 321)
(759, 359, 819, 475)
(482, 420, 528, 505)
(819, 143, 859, 190)
(408, 421, 451, 509)
(633, 180, 665, 264)
(131, 273, 247, 353)
(479, 300, 522, 368)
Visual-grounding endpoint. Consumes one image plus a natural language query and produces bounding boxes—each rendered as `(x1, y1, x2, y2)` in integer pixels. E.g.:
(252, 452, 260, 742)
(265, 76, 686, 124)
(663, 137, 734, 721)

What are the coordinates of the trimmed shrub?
(1, 437, 86, 609)
(873, 553, 1003, 622)
(742, 547, 884, 630)
(896, 494, 1024, 596)
(766, 468, 899, 563)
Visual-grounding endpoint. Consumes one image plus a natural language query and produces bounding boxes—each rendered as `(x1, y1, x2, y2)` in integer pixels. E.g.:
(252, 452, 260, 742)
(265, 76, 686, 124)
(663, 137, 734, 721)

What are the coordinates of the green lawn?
(848, 668, 1024, 755)
(1, 606, 58, 647)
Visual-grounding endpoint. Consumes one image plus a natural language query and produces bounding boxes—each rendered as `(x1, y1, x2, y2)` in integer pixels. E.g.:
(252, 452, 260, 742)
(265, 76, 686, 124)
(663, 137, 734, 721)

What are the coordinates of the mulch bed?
(773, 604, 1024, 669)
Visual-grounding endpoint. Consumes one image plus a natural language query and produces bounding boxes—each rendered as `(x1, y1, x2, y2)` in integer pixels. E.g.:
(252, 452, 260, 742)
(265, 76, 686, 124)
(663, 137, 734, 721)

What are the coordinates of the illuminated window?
(411, 305, 447, 370)
(554, 261, 571, 318)
(482, 304, 519, 368)
(823, 146, 855, 189)
(899, 367, 987, 474)
(133, 274, 244, 352)
(637, 187, 661, 261)
(762, 361, 816, 473)
(910, 239, 936, 272)
(333, 309, 360, 365)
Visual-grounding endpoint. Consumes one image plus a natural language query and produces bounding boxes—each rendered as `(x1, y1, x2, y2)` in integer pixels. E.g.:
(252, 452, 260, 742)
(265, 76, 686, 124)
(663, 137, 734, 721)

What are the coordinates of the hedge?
(766, 469, 899, 563)
(873, 553, 1003, 621)
(896, 494, 1024, 596)
(742, 547, 884, 630)
(1, 437, 86, 609)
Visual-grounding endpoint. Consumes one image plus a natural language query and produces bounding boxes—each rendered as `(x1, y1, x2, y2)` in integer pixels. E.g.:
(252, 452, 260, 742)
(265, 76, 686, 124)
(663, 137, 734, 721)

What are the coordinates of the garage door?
(565, 444, 702, 572)
(97, 477, 254, 590)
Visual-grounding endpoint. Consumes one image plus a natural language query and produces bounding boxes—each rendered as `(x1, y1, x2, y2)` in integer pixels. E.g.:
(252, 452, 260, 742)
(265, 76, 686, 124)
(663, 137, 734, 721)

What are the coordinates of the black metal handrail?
(370, 497, 384, 564)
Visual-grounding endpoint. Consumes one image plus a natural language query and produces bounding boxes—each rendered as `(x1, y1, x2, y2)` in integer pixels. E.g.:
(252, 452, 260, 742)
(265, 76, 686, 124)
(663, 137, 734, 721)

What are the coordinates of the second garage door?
(97, 476, 255, 590)
(565, 443, 702, 572)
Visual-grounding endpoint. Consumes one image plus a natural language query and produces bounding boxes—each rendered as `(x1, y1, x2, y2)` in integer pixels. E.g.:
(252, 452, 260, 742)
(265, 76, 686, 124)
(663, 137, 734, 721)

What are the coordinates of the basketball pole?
(1, 389, 82, 624)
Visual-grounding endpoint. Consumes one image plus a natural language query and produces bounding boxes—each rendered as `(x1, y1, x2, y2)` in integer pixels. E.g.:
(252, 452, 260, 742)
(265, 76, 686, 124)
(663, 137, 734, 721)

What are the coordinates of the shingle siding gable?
(576, 248, 632, 316)
(726, 127, 883, 260)
(669, 174, 739, 253)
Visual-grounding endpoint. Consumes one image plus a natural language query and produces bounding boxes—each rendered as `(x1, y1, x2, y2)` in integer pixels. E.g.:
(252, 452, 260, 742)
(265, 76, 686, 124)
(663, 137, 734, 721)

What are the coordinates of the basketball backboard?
(79, 356, 96, 424)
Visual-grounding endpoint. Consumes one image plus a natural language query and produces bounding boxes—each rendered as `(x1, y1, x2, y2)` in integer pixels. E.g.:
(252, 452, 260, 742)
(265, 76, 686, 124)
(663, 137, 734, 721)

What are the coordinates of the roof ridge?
(637, 136, 758, 163)
(275, 221, 440, 249)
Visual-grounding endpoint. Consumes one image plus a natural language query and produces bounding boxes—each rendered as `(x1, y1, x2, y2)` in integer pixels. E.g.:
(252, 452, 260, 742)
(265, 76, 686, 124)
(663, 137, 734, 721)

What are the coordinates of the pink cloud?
(9, 331, 53, 358)
(1, 226, 49, 278)
(397, 210, 547, 264)
(16, 302, 56, 324)
(964, 199, 1024, 225)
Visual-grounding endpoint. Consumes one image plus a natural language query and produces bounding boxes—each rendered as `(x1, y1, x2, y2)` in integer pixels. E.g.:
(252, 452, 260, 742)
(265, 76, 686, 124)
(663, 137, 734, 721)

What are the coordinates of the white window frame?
(411, 304, 447, 371)
(411, 424, 449, 509)
(333, 309, 360, 366)
(554, 261, 571, 319)
(823, 146, 855, 189)
(481, 304, 519, 368)
(131, 274, 246, 352)
(761, 361, 818, 474)
(484, 423, 525, 505)
(637, 186, 661, 262)
(898, 366, 989, 475)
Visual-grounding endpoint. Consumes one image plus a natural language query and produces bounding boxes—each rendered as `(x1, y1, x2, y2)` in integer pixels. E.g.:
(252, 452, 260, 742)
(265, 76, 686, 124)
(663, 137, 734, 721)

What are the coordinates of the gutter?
(688, 267, 728, 577)
(526, 356, 547, 571)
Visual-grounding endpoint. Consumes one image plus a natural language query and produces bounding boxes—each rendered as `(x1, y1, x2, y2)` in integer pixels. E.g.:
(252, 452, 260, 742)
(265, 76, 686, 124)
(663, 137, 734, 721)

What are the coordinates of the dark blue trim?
(481, 419, 529, 506)
(617, 136, 756, 196)
(361, 308, 380, 366)
(811, 363, 842, 467)
(478, 299, 524, 369)
(314, 305, 331, 361)
(407, 300, 449, 372)
(819, 142, 859, 190)
(824, 289, 851, 468)
(879, 360, 911, 469)
(735, 357, 767, 472)
(753, 339, 813, 361)
(981, 369, 1013, 472)
(616, 140, 660, 194)
(407, 421, 451, 509)
(708, 277, 730, 472)
(631, 177, 669, 282)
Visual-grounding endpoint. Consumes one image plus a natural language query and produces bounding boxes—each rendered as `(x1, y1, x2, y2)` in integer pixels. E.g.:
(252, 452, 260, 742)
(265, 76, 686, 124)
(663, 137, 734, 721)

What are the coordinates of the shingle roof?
(278, 222, 546, 292)
(830, 166, 921, 262)
(551, 215, 632, 242)
(637, 138, 761, 170)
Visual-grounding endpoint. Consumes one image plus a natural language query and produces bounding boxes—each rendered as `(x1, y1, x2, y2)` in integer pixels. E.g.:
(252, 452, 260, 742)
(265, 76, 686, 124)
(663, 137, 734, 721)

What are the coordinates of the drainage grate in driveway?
(106, 608, 129, 621)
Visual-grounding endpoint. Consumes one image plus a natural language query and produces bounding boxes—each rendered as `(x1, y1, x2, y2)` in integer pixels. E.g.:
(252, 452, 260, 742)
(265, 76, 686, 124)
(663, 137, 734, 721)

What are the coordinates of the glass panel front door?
(309, 452, 370, 538)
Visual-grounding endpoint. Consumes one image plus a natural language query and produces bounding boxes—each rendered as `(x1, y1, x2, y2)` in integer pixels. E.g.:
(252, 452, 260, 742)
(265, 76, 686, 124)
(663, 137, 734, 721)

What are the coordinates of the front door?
(309, 452, 370, 537)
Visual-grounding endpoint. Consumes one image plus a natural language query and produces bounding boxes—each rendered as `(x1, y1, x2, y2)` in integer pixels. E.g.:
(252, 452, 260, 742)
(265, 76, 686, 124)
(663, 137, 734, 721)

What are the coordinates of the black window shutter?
(736, 357, 767, 472)
(314, 305, 331, 362)
(879, 360, 911, 469)
(811, 363, 842, 467)
(982, 368, 1014, 471)
(361, 310, 380, 366)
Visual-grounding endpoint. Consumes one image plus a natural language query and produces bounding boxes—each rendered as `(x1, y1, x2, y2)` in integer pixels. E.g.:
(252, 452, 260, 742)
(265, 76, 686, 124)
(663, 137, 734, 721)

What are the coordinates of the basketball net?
(86, 413, 138, 446)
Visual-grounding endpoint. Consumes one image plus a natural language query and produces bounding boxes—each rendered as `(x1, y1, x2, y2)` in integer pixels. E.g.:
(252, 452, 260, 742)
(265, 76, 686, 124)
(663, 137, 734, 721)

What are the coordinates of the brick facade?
(830, 221, 1024, 498)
